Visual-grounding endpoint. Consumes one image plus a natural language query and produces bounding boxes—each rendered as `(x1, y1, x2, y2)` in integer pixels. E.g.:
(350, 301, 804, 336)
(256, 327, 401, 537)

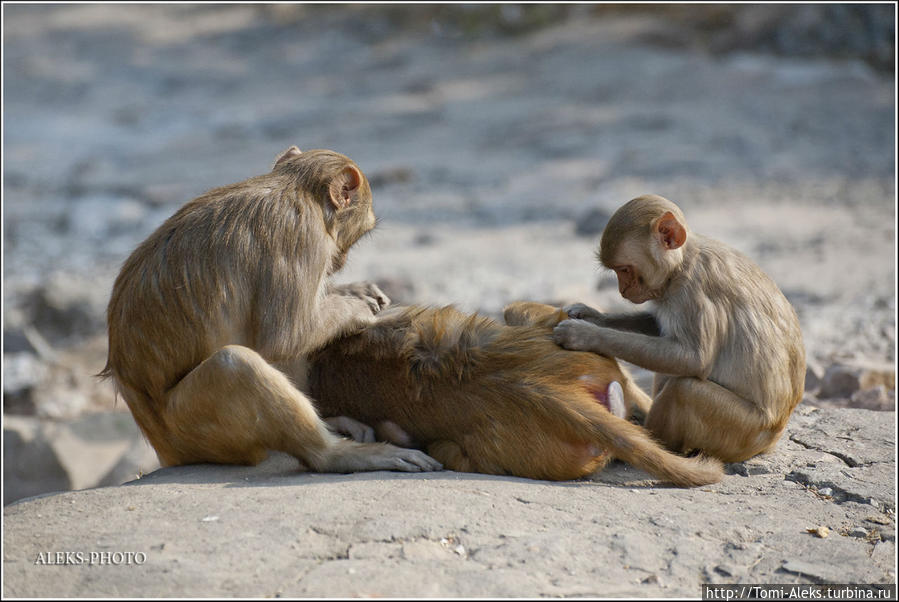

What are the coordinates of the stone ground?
(2, 407, 895, 597)
(2, 4, 896, 597)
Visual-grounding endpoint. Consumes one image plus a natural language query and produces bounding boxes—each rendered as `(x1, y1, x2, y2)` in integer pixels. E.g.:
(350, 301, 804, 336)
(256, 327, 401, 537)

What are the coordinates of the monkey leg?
(375, 420, 419, 449)
(426, 440, 481, 474)
(164, 345, 442, 472)
(645, 376, 779, 463)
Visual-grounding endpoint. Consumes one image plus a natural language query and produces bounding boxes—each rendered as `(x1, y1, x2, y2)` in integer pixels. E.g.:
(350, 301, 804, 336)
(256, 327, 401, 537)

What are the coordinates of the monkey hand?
(553, 319, 603, 352)
(563, 303, 604, 324)
(337, 281, 391, 315)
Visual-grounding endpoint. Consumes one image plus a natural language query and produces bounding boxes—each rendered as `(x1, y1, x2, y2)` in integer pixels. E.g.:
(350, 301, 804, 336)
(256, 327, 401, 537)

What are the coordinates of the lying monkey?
(309, 302, 723, 487)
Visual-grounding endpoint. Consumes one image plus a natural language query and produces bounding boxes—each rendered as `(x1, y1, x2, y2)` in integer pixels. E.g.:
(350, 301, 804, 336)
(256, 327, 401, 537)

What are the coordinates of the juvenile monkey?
(553, 194, 805, 462)
(102, 147, 440, 473)
(308, 301, 723, 487)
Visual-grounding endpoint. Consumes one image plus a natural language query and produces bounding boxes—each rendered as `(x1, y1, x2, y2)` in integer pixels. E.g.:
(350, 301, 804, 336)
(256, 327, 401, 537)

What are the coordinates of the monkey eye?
(615, 266, 631, 276)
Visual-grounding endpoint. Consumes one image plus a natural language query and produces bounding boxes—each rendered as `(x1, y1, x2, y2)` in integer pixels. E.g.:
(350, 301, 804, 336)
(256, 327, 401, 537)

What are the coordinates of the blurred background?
(3, 4, 895, 504)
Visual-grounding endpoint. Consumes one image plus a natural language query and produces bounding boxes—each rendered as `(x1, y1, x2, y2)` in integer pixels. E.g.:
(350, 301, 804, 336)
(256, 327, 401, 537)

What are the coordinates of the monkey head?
(272, 146, 376, 273)
(598, 194, 689, 304)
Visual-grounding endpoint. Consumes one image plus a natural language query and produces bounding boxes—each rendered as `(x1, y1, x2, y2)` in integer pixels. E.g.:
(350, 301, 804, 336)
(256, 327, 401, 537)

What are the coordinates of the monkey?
(306, 301, 724, 487)
(101, 146, 441, 474)
(553, 194, 806, 463)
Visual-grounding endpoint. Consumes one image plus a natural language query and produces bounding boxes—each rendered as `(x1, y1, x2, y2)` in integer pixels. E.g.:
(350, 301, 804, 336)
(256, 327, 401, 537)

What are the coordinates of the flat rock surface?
(3, 407, 895, 598)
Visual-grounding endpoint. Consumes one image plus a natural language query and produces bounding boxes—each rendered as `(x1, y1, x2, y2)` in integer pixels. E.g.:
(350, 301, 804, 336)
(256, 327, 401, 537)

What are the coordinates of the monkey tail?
(569, 386, 723, 487)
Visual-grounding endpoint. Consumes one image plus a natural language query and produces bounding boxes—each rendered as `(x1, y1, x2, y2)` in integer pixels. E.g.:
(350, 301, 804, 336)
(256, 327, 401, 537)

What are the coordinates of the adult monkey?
(308, 302, 723, 486)
(553, 194, 805, 462)
(102, 146, 440, 473)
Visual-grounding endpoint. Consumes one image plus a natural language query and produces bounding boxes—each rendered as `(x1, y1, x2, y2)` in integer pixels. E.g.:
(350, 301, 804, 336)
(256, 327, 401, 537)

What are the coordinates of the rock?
(2, 328, 37, 354)
(26, 273, 109, 344)
(52, 412, 146, 490)
(30, 375, 92, 420)
(850, 386, 895, 412)
(804, 359, 823, 393)
(2, 407, 894, 597)
(819, 364, 862, 399)
(574, 207, 612, 237)
(726, 456, 772, 477)
(819, 361, 895, 400)
(2, 353, 48, 415)
(95, 436, 161, 488)
(855, 362, 895, 391)
(367, 167, 414, 189)
(413, 231, 437, 246)
(780, 559, 842, 583)
(848, 527, 869, 538)
(701, 4, 895, 72)
(2, 411, 152, 505)
(3, 416, 71, 505)
(713, 564, 737, 577)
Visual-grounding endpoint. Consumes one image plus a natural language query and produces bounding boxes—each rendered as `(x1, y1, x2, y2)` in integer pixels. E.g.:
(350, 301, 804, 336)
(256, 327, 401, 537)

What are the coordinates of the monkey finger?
(366, 283, 391, 309)
(563, 303, 599, 320)
(363, 296, 383, 315)
(391, 449, 443, 472)
(553, 319, 599, 351)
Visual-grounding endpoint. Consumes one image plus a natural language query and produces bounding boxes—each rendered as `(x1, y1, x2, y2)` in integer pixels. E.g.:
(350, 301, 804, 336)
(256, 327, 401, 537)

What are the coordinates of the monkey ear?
(273, 146, 302, 168)
(653, 211, 687, 250)
(328, 165, 364, 210)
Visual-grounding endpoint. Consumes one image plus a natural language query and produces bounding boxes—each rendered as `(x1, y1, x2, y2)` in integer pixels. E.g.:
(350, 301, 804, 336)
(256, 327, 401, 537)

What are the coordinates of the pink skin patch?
(578, 376, 627, 419)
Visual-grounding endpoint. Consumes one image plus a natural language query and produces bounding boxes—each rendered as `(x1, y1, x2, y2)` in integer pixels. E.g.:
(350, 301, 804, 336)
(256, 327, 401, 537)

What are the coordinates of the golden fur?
(309, 302, 723, 486)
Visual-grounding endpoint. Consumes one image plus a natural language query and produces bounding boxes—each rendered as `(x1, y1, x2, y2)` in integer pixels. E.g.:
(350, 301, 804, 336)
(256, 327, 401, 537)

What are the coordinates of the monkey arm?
(595, 312, 660, 336)
(311, 292, 377, 345)
(564, 304, 660, 336)
(553, 319, 707, 377)
(256, 289, 374, 360)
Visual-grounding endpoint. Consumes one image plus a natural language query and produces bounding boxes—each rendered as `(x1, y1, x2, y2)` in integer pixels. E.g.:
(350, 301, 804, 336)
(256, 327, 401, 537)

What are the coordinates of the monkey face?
(605, 239, 665, 304)
(612, 265, 649, 303)
(601, 202, 687, 305)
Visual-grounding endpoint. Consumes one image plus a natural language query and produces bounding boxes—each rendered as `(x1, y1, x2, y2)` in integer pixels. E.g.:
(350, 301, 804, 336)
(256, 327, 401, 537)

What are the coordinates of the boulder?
(2, 353, 48, 415)
(804, 358, 823, 393)
(25, 273, 109, 345)
(574, 207, 612, 237)
(819, 360, 895, 400)
(849, 385, 895, 412)
(2, 411, 155, 505)
(3, 416, 71, 505)
(3, 407, 894, 597)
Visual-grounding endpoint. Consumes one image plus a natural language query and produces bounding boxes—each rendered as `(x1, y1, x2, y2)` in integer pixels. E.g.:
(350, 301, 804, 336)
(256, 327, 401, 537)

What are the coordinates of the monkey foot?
(579, 376, 627, 419)
(607, 381, 626, 418)
(321, 442, 443, 473)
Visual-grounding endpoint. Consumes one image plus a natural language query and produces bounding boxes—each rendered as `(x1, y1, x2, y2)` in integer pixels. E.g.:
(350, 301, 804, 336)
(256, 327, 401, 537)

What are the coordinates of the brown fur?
(555, 194, 806, 462)
(101, 147, 440, 473)
(308, 302, 723, 487)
